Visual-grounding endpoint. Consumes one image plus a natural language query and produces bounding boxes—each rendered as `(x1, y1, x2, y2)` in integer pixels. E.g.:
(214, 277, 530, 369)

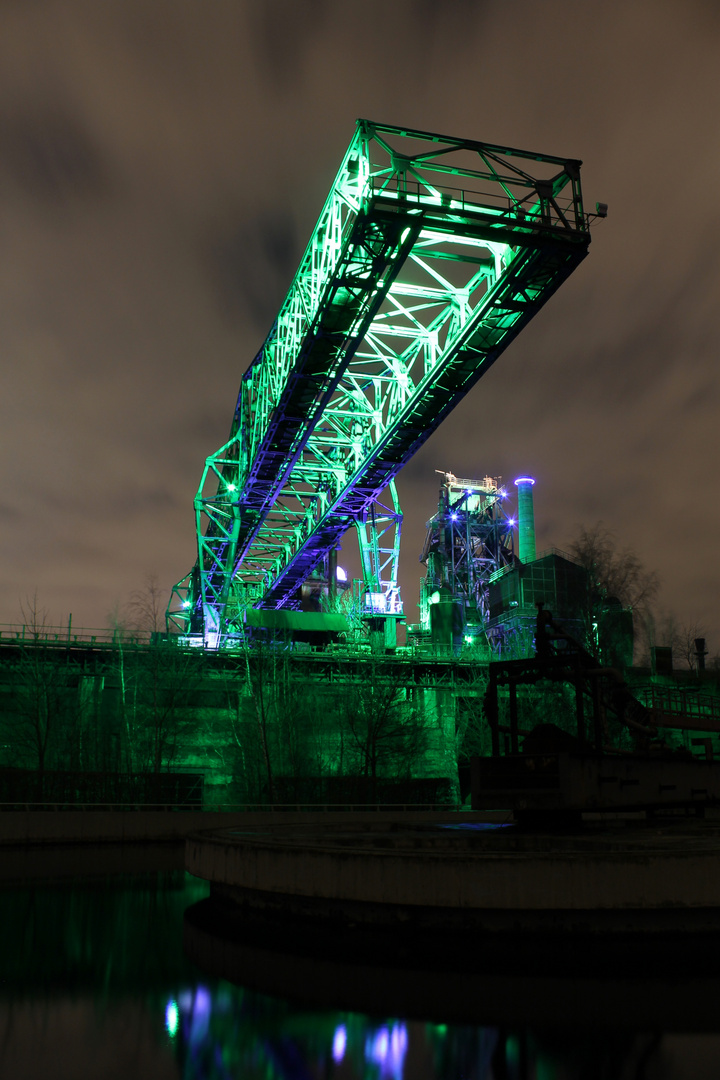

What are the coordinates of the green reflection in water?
(0, 870, 208, 996)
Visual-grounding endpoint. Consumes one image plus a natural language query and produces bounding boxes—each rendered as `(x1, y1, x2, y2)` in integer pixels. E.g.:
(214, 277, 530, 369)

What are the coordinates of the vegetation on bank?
(0, 632, 479, 805)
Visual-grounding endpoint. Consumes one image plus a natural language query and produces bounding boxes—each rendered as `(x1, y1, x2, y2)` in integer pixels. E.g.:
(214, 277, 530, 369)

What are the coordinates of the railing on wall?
(639, 685, 720, 727)
(0, 622, 151, 647)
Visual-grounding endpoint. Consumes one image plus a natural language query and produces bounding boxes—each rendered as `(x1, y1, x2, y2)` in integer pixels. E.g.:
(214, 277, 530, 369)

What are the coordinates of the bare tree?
(1, 595, 79, 798)
(108, 575, 201, 775)
(668, 619, 707, 671)
(455, 665, 490, 761)
(634, 608, 708, 672)
(339, 663, 427, 802)
(677, 622, 708, 669)
(125, 572, 164, 639)
(569, 523, 659, 611)
(569, 523, 659, 661)
(107, 600, 134, 770)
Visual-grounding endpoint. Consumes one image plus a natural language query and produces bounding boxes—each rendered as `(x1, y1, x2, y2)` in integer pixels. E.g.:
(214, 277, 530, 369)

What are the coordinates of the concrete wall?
(187, 820, 720, 916)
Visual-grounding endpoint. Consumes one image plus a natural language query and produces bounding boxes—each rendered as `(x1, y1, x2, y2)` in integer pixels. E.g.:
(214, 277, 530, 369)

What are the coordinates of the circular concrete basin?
(186, 816, 720, 934)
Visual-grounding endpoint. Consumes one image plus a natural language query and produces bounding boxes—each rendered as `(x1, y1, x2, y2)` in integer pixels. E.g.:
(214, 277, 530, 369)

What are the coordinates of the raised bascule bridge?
(167, 120, 592, 649)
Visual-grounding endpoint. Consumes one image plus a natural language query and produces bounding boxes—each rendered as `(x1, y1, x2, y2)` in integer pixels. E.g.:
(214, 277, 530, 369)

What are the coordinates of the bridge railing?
(0, 623, 150, 647)
(640, 685, 720, 723)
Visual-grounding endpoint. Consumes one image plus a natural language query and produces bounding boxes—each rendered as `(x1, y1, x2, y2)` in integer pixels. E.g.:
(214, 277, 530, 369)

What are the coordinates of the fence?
(0, 622, 150, 647)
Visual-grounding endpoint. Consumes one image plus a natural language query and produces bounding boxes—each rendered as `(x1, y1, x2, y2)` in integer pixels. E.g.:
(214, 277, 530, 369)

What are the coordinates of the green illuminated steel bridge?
(168, 120, 591, 646)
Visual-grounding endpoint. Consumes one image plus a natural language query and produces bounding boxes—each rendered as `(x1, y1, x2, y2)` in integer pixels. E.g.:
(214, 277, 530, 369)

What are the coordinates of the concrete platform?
(186, 815, 720, 934)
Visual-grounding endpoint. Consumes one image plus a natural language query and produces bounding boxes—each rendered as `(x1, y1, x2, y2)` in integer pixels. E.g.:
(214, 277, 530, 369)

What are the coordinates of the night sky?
(2, 1, 719, 653)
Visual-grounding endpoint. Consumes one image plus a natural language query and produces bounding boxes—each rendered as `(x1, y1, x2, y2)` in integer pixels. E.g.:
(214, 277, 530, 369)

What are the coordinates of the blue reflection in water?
(168, 984, 415, 1080)
(366, 1023, 408, 1079)
(188, 986, 212, 1045)
(332, 1024, 347, 1062)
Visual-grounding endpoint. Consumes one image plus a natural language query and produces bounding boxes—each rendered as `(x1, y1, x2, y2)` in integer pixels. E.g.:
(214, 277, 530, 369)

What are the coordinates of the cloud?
(201, 209, 300, 331)
(246, 0, 329, 94)
(0, 103, 110, 207)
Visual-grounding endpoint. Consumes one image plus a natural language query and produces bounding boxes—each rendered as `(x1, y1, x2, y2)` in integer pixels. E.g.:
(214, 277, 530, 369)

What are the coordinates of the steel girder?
(168, 121, 590, 642)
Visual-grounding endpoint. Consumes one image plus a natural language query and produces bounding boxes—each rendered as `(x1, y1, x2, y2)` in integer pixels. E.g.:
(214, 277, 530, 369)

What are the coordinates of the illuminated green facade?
(0, 642, 474, 805)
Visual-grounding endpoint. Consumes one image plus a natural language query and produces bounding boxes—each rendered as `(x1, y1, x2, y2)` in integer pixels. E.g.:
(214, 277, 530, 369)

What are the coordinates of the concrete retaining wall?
(187, 821, 720, 913)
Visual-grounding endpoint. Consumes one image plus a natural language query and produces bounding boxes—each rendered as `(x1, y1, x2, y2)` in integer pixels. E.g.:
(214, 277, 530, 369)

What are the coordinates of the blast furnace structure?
(417, 471, 514, 651)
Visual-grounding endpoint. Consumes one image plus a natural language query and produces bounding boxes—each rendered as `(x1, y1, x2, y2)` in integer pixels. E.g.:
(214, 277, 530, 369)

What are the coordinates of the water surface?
(2, 846, 720, 1079)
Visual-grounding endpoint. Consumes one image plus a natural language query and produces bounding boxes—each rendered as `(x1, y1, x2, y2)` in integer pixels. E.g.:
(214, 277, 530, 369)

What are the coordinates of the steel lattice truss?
(168, 120, 590, 643)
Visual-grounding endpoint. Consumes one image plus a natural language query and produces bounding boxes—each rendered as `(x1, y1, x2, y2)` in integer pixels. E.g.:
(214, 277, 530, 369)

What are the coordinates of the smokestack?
(695, 637, 708, 674)
(514, 476, 536, 563)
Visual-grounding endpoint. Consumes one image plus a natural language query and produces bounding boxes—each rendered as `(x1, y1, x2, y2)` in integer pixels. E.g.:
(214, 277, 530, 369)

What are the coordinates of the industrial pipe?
(514, 476, 536, 562)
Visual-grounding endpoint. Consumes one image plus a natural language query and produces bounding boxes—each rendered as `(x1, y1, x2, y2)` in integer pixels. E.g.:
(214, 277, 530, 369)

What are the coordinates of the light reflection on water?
(157, 983, 720, 1080)
(166, 983, 416, 1079)
(164, 981, 505, 1080)
(1, 864, 720, 1079)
